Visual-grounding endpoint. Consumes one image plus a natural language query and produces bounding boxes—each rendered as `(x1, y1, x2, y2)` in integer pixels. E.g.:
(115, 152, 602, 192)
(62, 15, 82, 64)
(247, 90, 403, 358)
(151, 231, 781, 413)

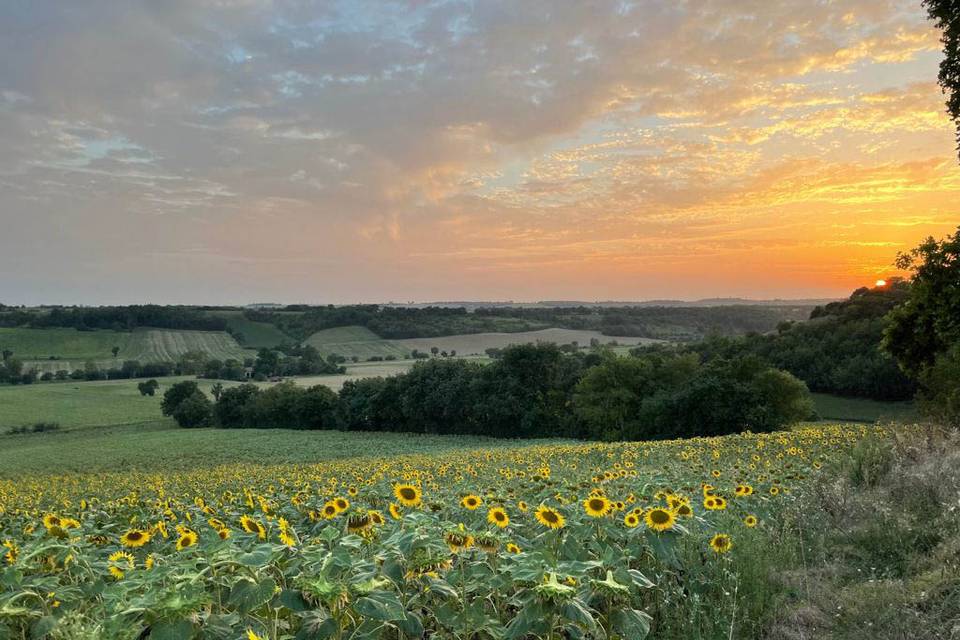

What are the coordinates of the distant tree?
(137, 379, 160, 396)
(161, 380, 202, 416)
(430, 347, 439, 357)
(450, 349, 457, 357)
(211, 382, 224, 401)
(111, 346, 120, 358)
(171, 391, 213, 428)
(925, 0, 960, 158)
(1, 349, 12, 361)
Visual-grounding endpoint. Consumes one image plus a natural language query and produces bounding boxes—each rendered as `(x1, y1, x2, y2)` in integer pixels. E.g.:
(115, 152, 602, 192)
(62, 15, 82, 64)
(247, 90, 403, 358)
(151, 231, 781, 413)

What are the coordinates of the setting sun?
(876, 279, 888, 287)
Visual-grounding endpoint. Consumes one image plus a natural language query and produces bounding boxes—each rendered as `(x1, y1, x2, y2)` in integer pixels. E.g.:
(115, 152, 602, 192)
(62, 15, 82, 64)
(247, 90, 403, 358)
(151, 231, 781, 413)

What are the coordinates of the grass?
(811, 392, 918, 423)
(212, 310, 293, 348)
(0, 376, 234, 430)
(304, 325, 412, 359)
(0, 327, 137, 361)
(3, 327, 255, 373)
(0, 420, 559, 476)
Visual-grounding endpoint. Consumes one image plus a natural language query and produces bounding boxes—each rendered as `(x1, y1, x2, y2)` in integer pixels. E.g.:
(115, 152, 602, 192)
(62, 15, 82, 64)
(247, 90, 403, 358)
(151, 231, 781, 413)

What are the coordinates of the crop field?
(304, 326, 664, 360)
(0, 423, 877, 638)
(304, 326, 412, 360)
(6, 328, 255, 374)
(391, 328, 662, 356)
(213, 311, 293, 349)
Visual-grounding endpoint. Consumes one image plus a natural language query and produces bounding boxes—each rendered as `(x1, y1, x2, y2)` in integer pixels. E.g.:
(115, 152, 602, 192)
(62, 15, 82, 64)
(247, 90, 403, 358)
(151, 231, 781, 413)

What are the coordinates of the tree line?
(0, 305, 227, 331)
(161, 343, 813, 440)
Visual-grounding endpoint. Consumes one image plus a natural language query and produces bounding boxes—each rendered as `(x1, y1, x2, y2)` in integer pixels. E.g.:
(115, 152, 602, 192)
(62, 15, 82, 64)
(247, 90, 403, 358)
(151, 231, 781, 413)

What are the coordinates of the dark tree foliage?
(925, 0, 960, 157)
(0, 305, 227, 331)
(677, 283, 917, 401)
(194, 343, 811, 441)
(161, 381, 202, 417)
(883, 226, 960, 425)
(171, 391, 213, 428)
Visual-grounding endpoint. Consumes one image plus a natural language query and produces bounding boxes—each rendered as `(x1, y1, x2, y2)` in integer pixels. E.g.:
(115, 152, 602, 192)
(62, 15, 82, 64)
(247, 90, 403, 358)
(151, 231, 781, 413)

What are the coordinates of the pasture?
(304, 325, 412, 359)
(213, 310, 293, 348)
(810, 392, 918, 423)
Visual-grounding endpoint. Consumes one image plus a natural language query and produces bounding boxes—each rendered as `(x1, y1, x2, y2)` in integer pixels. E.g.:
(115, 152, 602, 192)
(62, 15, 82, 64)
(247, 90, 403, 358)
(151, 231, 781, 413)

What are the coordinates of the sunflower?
(246, 630, 265, 640)
(393, 484, 422, 507)
(444, 530, 474, 553)
(676, 503, 693, 518)
(461, 495, 483, 510)
(144, 554, 155, 570)
(2, 540, 17, 565)
(534, 505, 566, 529)
(347, 511, 372, 533)
(734, 484, 754, 497)
(333, 497, 350, 513)
(120, 529, 151, 548)
(42, 514, 61, 529)
(321, 501, 339, 519)
(388, 503, 402, 520)
(743, 515, 758, 528)
(644, 507, 676, 532)
(487, 507, 509, 528)
(703, 496, 727, 511)
(506, 542, 521, 554)
(517, 501, 528, 512)
(108, 550, 134, 580)
(369, 510, 386, 526)
(709, 533, 733, 554)
(176, 529, 198, 551)
(583, 496, 612, 518)
(623, 513, 640, 528)
(240, 515, 267, 540)
(769, 486, 780, 496)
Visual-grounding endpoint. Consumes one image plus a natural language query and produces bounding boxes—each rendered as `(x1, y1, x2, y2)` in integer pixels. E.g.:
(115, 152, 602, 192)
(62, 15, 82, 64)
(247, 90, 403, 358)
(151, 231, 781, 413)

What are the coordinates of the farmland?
(213, 310, 293, 348)
(305, 326, 661, 359)
(0, 423, 899, 638)
(0, 327, 255, 373)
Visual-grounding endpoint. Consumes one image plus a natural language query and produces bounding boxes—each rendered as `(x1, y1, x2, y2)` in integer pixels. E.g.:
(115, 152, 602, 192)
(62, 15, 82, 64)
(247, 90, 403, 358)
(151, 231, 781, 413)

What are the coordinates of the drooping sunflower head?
(534, 505, 565, 530)
(347, 511, 372, 533)
(644, 507, 676, 532)
(506, 542, 521, 554)
(393, 484, 422, 507)
(583, 496, 611, 518)
(709, 533, 733, 554)
(42, 514, 61, 530)
(388, 503, 402, 520)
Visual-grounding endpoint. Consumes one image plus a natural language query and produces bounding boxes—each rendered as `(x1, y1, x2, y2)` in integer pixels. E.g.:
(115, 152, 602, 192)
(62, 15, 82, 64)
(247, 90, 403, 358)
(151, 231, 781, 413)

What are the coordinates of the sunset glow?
(1, 1, 958, 304)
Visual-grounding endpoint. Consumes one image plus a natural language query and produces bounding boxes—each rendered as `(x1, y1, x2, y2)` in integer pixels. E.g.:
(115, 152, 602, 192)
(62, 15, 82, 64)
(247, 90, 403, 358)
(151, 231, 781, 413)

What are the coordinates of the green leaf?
(228, 577, 276, 614)
(30, 616, 57, 639)
(353, 590, 406, 622)
(279, 589, 310, 612)
(610, 608, 652, 639)
(150, 619, 194, 640)
(235, 545, 274, 567)
(398, 611, 424, 638)
(295, 611, 338, 640)
(562, 599, 596, 630)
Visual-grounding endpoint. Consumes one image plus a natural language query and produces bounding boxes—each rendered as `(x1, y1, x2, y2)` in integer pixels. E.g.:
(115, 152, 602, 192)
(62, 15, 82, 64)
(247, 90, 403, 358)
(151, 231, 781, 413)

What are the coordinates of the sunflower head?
(120, 529, 151, 548)
(393, 484, 422, 507)
(709, 533, 733, 554)
(460, 495, 482, 510)
(534, 505, 565, 529)
(644, 507, 676, 533)
(487, 507, 509, 528)
(583, 496, 611, 518)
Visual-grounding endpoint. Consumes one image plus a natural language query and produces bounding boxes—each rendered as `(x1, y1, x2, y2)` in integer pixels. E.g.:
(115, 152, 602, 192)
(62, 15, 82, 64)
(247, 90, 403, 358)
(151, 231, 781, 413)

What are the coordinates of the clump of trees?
(676, 282, 916, 401)
(0, 305, 227, 331)
(883, 226, 960, 427)
(167, 343, 813, 441)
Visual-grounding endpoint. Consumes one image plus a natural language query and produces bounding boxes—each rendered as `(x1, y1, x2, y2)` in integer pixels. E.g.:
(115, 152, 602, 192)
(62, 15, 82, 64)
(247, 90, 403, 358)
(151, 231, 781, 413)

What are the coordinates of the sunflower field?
(0, 424, 884, 639)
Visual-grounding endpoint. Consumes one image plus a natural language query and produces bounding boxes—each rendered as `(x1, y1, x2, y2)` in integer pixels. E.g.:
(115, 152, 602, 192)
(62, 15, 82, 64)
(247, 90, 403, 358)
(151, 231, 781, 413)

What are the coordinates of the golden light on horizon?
(876, 279, 888, 287)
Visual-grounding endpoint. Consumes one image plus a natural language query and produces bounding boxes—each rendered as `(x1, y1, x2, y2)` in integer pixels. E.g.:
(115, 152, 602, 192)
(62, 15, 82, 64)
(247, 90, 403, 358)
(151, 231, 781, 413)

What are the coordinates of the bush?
(170, 391, 213, 428)
(137, 379, 160, 396)
(161, 381, 201, 417)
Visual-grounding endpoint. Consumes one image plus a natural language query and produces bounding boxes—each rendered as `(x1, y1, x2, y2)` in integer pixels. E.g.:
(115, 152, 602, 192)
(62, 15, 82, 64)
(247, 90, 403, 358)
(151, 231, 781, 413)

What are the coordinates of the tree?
(161, 380, 202, 416)
(430, 347, 439, 357)
(137, 379, 160, 396)
(211, 382, 224, 401)
(1, 349, 12, 361)
(883, 226, 960, 376)
(171, 391, 213, 428)
(111, 346, 120, 358)
(924, 0, 960, 157)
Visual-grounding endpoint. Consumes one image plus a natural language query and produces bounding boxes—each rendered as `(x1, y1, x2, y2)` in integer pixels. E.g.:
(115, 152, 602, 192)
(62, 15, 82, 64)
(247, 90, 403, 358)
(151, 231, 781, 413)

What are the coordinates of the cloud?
(0, 0, 956, 303)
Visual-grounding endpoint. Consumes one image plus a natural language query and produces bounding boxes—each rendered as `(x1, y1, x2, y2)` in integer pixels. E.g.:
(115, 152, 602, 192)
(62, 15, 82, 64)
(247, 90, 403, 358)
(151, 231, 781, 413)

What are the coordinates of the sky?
(1, 0, 958, 305)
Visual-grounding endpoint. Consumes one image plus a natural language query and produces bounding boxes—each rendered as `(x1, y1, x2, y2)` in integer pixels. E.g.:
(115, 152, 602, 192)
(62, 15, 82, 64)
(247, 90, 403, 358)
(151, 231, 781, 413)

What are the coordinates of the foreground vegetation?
(0, 423, 906, 639)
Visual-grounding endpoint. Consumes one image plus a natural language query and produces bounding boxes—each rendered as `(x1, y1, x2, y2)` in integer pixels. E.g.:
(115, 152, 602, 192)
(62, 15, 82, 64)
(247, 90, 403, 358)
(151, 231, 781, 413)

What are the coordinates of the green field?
(0, 421, 546, 476)
(0, 327, 255, 373)
(0, 376, 240, 430)
(213, 310, 293, 348)
(811, 392, 918, 423)
(304, 325, 663, 359)
(303, 325, 412, 359)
